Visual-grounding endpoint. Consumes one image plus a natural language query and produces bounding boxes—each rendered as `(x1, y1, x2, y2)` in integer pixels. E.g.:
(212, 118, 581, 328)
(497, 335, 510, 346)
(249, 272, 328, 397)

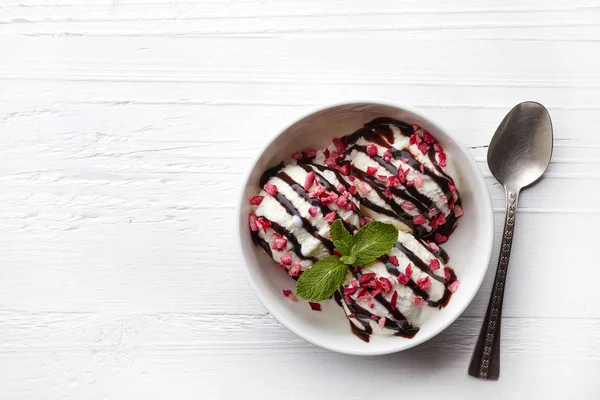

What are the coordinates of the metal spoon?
(468, 102, 553, 380)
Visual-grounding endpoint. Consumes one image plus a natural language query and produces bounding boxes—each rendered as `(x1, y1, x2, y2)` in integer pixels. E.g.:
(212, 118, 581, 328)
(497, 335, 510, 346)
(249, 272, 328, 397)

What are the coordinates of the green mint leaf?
(329, 219, 354, 256)
(339, 254, 356, 265)
(352, 221, 398, 266)
(296, 256, 348, 302)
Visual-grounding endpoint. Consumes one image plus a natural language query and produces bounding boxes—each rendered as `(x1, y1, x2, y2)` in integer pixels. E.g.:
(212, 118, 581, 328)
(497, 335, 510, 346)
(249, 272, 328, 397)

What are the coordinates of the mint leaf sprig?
(296, 219, 398, 302)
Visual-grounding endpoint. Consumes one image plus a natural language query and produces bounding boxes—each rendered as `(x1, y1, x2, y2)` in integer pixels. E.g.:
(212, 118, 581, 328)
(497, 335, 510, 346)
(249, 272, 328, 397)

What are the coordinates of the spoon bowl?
(488, 102, 553, 190)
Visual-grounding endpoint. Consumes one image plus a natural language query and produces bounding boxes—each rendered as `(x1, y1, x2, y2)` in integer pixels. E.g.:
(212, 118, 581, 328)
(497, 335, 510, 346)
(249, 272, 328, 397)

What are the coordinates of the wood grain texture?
(1, 0, 599, 398)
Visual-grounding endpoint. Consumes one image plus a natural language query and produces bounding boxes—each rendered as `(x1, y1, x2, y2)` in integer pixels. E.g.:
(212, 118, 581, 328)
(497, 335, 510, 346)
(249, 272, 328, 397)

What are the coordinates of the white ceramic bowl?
(237, 102, 494, 355)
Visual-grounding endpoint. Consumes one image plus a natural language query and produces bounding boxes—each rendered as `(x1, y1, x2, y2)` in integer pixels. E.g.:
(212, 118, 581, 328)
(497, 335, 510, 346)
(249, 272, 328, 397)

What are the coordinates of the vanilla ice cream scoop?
(248, 163, 363, 278)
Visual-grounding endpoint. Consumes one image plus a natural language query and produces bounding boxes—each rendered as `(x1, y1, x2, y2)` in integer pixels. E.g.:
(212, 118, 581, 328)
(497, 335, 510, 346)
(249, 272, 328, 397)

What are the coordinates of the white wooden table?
(1, 1, 599, 398)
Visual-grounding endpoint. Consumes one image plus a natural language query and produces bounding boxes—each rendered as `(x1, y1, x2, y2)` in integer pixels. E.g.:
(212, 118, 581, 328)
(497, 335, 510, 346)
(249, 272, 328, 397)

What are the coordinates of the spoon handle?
(468, 188, 519, 380)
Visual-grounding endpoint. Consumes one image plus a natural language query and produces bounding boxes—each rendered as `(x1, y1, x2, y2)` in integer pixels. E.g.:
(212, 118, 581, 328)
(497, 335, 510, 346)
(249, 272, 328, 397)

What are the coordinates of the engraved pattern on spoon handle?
(468, 188, 519, 381)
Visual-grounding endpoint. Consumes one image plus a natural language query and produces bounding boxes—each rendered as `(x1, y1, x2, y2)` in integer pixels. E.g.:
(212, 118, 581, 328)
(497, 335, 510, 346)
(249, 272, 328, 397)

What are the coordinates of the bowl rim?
(236, 100, 494, 355)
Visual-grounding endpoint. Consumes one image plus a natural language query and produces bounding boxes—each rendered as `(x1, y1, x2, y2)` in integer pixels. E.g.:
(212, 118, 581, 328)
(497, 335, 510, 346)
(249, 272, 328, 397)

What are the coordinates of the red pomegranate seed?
(366, 166, 377, 175)
(348, 176, 356, 182)
(428, 242, 440, 252)
(344, 285, 359, 296)
(280, 253, 293, 266)
(283, 289, 291, 296)
(249, 213, 259, 231)
(377, 174, 388, 182)
(348, 186, 357, 195)
(344, 201, 354, 211)
(412, 124, 421, 132)
(323, 148, 330, 158)
(388, 256, 399, 266)
(429, 217, 439, 229)
(323, 211, 337, 224)
(413, 215, 427, 225)
(386, 176, 400, 187)
(272, 237, 288, 251)
(333, 138, 346, 154)
(305, 149, 317, 158)
(397, 168, 406, 183)
(371, 288, 383, 297)
(357, 289, 370, 299)
(303, 171, 315, 191)
(379, 277, 393, 293)
(406, 179, 414, 187)
(289, 263, 302, 277)
(435, 233, 448, 244)
(360, 217, 373, 227)
(249, 195, 264, 205)
(308, 206, 318, 217)
(264, 183, 278, 196)
(308, 185, 326, 198)
(391, 290, 398, 310)
(423, 131, 435, 144)
(409, 134, 422, 145)
(401, 202, 416, 211)
(417, 276, 432, 291)
(439, 152, 447, 167)
(413, 174, 424, 188)
(429, 258, 441, 272)
(384, 189, 393, 199)
(401, 157, 409, 163)
(358, 182, 372, 195)
(420, 164, 425, 174)
(433, 143, 443, 153)
(454, 205, 464, 217)
(309, 302, 322, 311)
(359, 273, 377, 285)
(283, 290, 297, 301)
(448, 280, 460, 293)
(333, 248, 340, 256)
(397, 273, 410, 285)
(291, 151, 303, 160)
(418, 142, 430, 155)
(428, 208, 438, 218)
(367, 298, 375, 308)
(383, 149, 392, 162)
(378, 316, 386, 330)
(444, 268, 451, 281)
(256, 217, 271, 233)
(448, 182, 456, 192)
(371, 315, 379, 321)
(366, 144, 378, 156)
(277, 264, 286, 270)
(437, 213, 446, 226)
(412, 296, 427, 308)
(336, 183, 346, 193)
(337, 163, 351, 175)
(348, 313, 356, 318)
(405, 264, 413, 276)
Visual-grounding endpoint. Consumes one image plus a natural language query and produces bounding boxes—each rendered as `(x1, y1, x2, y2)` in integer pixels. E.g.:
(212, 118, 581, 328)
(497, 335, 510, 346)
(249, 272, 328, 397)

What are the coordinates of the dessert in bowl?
(237, 102, 493, 355)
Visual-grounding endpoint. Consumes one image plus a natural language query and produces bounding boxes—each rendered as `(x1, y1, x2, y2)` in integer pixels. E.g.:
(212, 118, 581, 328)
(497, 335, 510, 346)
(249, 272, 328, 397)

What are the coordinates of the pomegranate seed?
(406, 180, 414, 187)
(283, 290, 297, 301)
(429, 217, 439, 229)
(397, 274, 410, 285)
(323, 149, 330, 158)
(437, 213, 446, 226)
(371, 315, 379, 321)
(391, 290, 398, 310)
(344, 201, 354, 211)
(272, 237, 288, 251)
(413, 174, 424, 188)
(412, 296, 427, 308)
(366, 144, 378, 156)
(439, 152, 447, 167)
(333, 248, 340, 256)
(401, 202, 416, 211)
(417, 276, 431, 291)
(420, 164, 425, 174)
(384, 189, 393, 199)
(308, 185, 327, 198)
(309, 302, 322, 311)
(405, 264, 413, 276)
(264, 183, 278, 196)
(388, 256, 399, 266)
(249, 195, 264, 205)
(305, 149, 317, 158)
(333, 138, 347, 154)
(358, 182, 372, 195)
(291, 151, 303, 160)
(429, 258, 441, 272)
(348, 186, 357, 195)
(397, 168, 406, 183)
(336, 195, 348, 208)
(401, 157, 409, 163)
(444, 268, 451, 281)
(303, 171, 315, 191)
(428, 242, 440, 252)
(383, 149, 392, 162)
(418, 142, 430, 155)
(344, 285, 359, 296)
(386, 176, 400, 187)
(379, 277, 393, 293)
(428, 208, 438, 218)
(366, 166, 377, 175)
(256, 217, 271, 233)
(321, 192, 338, 206)
(357, 289, 370, 299)
(454, 205, 464, 217)
(409, 134, 422, 145)
(433, 143, 444, 153)
(348, 176, 356, 182)
(371, 288, 382, 297)
(413, 215, 427, 225)
(289, 263, 302, 277)
(367, 298, 375, 308)
(280, 253, 293, 266)
(377, 174, 388, 182)
(435, 233, 448, 244)
(249, 213, 259, 231)
(448, 182, 457, 192)
(359, 273, 377, 285)
(323, 211, 337, 224)
(337, 163, 351, 175)
(412, 124, 421, 132)
(308, 206, 318, 217)
(348, 313, 356, 318)
(378, 316, 386, 330)
(277, 264, 286, 270)
(448, 280, 460, 293)
(283, 289, 291, 296)
(360, 217, 373, 227)
(336, 183, 346, 193)
(423, 131, 435, 144)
